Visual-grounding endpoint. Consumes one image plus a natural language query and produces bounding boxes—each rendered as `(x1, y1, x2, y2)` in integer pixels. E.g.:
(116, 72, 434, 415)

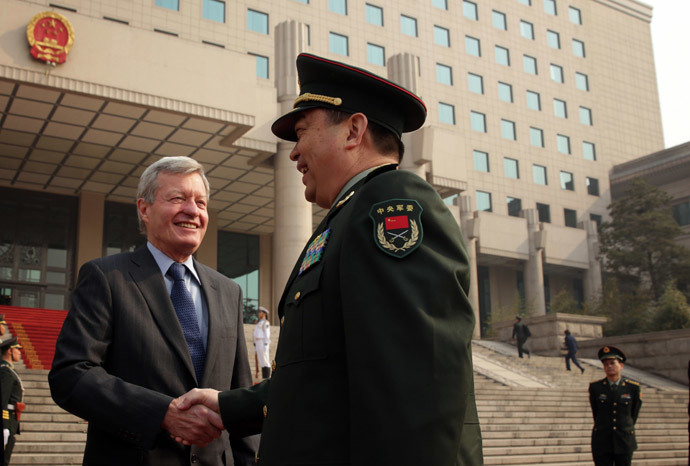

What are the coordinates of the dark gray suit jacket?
(49, 247, 257, 465)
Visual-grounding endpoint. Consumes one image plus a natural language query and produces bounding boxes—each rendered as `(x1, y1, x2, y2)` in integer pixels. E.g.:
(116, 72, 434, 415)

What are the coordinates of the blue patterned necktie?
(167, 262, 205, 383)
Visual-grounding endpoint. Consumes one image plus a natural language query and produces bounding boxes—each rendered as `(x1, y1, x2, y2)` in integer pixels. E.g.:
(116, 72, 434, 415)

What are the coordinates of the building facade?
(0, 0, 663, 336)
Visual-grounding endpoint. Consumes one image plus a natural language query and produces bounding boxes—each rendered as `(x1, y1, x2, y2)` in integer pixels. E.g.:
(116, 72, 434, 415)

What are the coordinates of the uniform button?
(613, 410, 617, 414)
(271, 360, 276, 372)
(263, 405, 268, 418)
(613, 418, 616, 422)
(280, 316, 285, 326)
(613, 426, 617, 430)
(294, 291, 301, 300)
(613, 402, 617, 406)
(191, 454, 198, 463)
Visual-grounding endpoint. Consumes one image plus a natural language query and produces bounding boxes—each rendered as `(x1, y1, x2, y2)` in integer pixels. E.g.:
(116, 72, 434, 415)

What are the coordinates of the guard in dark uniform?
(1, 337, 24, 465)
(177, 53, 483, 465)
(589, 345, 642, 466)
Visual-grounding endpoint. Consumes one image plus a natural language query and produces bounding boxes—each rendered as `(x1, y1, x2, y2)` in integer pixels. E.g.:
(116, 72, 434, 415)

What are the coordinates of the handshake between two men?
(162, 389, 222, 447)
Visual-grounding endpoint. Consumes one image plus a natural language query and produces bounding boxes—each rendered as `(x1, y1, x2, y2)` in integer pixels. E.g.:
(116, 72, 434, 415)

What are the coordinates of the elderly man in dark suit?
(175, 53, 483, 466)
(49, 156, 257, 465)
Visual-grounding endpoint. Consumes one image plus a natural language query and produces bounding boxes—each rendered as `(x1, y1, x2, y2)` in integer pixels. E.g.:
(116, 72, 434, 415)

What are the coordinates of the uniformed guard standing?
(176, 52, 484, 466)
(253, 307, 271, 380)
(1, 337, 25, 465)
(589, 345, 642, 466)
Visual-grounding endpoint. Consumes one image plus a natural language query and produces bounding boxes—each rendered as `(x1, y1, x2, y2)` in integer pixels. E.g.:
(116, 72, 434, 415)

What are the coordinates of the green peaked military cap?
(598, 345, 626, 363)
(271, 53, 427, 142)
(0, 336, 18, 351)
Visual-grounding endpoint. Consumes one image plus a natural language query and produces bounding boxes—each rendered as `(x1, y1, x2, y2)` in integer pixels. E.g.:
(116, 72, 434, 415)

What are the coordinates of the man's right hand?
(162, 395, 223, 446)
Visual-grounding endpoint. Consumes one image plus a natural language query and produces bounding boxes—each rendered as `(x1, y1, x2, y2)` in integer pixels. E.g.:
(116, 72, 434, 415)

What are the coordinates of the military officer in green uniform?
(589, 345, 642, 466)
(1, 337, 24, 465)
(176, 53, 483, 465)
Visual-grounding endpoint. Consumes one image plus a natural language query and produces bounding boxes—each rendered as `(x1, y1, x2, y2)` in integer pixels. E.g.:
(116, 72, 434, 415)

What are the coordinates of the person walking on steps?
(564, 329, 585, 374)
(512, 315, 531, 358)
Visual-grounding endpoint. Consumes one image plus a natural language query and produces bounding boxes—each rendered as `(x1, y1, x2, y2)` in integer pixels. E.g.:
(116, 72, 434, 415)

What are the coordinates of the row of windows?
(472, 151, 599, 195)
(475, 193, 599, 229)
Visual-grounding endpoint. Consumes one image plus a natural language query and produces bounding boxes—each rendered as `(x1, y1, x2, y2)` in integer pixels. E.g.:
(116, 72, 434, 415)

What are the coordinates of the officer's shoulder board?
(624, 379, 640, 386)
(369, 199, 423, 258)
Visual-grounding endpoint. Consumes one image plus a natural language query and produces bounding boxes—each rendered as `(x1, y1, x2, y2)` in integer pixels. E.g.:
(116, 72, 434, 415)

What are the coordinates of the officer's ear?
(344, 113, 368, 149)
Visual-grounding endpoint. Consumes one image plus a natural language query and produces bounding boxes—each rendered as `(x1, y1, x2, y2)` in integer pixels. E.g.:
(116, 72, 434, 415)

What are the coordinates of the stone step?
(9, 452, 84, 465)
(14, 442, 86, 453)
(17, 432, 87, 442)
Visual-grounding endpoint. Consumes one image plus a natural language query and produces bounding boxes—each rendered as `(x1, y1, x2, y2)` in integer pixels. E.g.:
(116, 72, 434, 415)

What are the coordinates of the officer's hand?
(164, 395, 223, 446)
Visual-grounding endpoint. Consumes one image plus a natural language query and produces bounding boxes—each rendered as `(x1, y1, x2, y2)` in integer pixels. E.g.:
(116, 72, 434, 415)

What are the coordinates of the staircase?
(8, 344, 690, 465)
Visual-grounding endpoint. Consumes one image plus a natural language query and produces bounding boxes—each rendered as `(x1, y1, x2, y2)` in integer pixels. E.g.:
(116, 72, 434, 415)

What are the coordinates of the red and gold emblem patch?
(26, 12, 75, 65)
(369, 199, 423, 258)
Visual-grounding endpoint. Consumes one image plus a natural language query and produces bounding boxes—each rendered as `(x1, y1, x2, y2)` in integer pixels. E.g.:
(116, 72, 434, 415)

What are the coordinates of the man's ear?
(137, 198, 150, 226)
(344, 113, 368, 149)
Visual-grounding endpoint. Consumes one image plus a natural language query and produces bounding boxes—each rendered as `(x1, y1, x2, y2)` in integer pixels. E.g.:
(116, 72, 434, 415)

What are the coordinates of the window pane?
(504, 158, 519, 179)
(466, 36, 481, 57)
(493, 11, 507, 30)
(434, 26, 450, 47)
(672, 201, 690, 226)
(463, 1, 478, 20)
(203, 0, 225, 22)
(553, 99, 567, 118)
(550, 64, 563, 83)
(557, 134, 571, 154)
(590, 214, 602, 229)
(537, 203, 551, 223)
(575, 72, 589, 91)
(586, 177, 600, 196)
(467, 73, 483, 93)
(45, 293, 65, 310)
(530, 127, 544, 147)
(433, 0, 448, 9)
(518, 0, 531, 4)
(329, 0, 347, 15)
(579, 106, 593, 125)
(247, 9, 268, 34)
(474, 150, 489, 172)
(437, 64, 453, 85)
(476, 191, 492, 212)
(569, 6, 582, 24)
(218, 231, 260, 322)
(564, 209, 577, 228)
(544, 0, 557, 15)
(47, 248, 67, 267)
(401, 15, 418, 37)
(583, 141, 596, 161)
(329, 32, 349, 56)
(560, 171, 574, 190)
(471, 111, 486, 132)
(366, 4, 383, 26)
(523, 55, 537, 75)
(526, 90, 541, 110)
(367, 43, 385, 66)
(507, 197, 522, 217)
(253, 54, 269, 78)
(439, 102, 455, 125)
(501, 119, 516, 140)
(520, 21, 534, 40)
(155, 0, 179, 10)
(533, 165, 547, 185)
(495, 46, 510, 65)
(546, 30, 560, 49)
(573, 39, 585, 57)
(498, 82, 513, 102)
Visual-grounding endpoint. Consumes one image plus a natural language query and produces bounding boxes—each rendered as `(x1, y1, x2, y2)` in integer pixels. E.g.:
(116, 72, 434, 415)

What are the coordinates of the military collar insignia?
(369, 199, 423, 258)
(299, 228, 331, 276)
(335, 190, 355, 210)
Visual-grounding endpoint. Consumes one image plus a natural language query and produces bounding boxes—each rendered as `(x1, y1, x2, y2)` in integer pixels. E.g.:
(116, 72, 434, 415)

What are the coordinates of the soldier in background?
(512, 315, 531, 358)
(589, 345, 642, 466)
(1, 337, 24, 465)
(253, 307, 271, 380)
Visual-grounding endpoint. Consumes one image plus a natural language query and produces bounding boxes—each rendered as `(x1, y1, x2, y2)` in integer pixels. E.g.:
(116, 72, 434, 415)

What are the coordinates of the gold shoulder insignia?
(625, 379, 640, 386)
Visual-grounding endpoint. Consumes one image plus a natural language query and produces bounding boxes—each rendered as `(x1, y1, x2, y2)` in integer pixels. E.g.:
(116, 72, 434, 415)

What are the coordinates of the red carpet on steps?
(0, 305, 67, 370)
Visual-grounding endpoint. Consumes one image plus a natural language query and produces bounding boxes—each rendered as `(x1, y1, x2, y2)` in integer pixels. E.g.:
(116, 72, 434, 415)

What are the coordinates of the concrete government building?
(0, 0, 663, 337)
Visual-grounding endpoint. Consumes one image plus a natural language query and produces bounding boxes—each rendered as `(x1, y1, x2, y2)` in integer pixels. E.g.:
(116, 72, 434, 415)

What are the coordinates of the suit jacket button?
(263, 405, 268, 418)
(191, 454, 198, 463)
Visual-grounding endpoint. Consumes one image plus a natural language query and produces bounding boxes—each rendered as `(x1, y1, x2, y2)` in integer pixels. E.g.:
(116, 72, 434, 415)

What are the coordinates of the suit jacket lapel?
(128, 248, 196, 383)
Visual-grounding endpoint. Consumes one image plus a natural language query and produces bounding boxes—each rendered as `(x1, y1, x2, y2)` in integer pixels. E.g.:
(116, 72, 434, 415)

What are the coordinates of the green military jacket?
(589, 377, 642, 455)
(220, 165, 483, 465)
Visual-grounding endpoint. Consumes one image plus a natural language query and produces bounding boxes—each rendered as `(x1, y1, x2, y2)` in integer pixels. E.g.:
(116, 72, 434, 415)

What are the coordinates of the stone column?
(272, 21, 312, 314)
(387, 53, 426, 179)
(524, 209, 546, 316)
(460, 195, 481, 339)
(75, 191, 104, 276)
(582, 219, 602, 302)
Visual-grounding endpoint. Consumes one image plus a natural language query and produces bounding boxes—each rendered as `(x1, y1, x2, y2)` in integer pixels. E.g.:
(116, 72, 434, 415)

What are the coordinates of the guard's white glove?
(3, 428, 8, 446)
